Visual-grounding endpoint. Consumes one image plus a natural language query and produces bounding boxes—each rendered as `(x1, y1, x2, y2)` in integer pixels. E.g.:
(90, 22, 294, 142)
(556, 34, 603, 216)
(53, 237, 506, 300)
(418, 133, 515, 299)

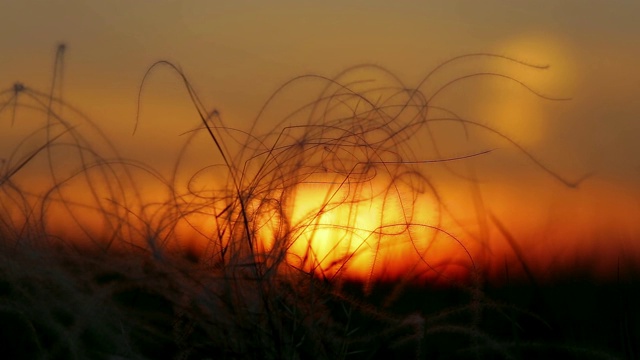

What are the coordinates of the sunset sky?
(1, 1, 639, 281)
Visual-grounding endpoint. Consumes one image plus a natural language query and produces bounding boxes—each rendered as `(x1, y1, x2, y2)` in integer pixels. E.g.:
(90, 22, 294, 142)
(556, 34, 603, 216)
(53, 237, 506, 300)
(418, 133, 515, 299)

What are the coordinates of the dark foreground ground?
(1, 243, 638, 360)
(346, 275, 639, 360)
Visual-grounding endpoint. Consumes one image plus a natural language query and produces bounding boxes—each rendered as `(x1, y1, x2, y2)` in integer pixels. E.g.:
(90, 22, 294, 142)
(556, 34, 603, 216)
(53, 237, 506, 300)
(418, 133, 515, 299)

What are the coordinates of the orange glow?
(250, 173, 479, 284)
(285, 178, 395, 280)
(5, 170, 640, 286)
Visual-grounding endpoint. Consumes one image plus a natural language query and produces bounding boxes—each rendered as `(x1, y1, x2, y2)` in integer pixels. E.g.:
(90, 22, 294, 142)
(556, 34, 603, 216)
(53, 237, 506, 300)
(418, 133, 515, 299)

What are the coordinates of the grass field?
(1, 46, 636, 359)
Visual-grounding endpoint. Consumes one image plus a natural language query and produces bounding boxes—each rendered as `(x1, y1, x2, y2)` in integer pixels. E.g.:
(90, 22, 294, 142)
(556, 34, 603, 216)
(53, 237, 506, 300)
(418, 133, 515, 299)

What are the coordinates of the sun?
(251, 172, 471, 283)
(285, 179, 383, 280)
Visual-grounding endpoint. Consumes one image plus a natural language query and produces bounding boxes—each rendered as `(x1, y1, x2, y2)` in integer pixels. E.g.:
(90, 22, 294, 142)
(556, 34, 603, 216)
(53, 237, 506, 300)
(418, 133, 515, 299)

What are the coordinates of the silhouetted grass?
(0, 44, 629, 359)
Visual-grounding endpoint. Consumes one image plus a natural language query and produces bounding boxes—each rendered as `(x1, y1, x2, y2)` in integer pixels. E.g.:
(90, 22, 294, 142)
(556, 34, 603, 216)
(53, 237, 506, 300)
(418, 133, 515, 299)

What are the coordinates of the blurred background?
(1, 1, 639, 280)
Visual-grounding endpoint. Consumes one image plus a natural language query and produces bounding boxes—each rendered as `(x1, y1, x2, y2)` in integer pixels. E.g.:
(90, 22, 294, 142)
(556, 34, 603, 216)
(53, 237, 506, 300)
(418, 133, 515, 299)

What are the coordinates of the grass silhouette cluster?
(0, 45, 621, 359)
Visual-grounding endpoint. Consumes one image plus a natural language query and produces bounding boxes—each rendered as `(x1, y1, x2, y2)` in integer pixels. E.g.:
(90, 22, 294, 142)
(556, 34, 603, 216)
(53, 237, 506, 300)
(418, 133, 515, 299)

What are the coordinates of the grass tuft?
(0, 45, 626, 359)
